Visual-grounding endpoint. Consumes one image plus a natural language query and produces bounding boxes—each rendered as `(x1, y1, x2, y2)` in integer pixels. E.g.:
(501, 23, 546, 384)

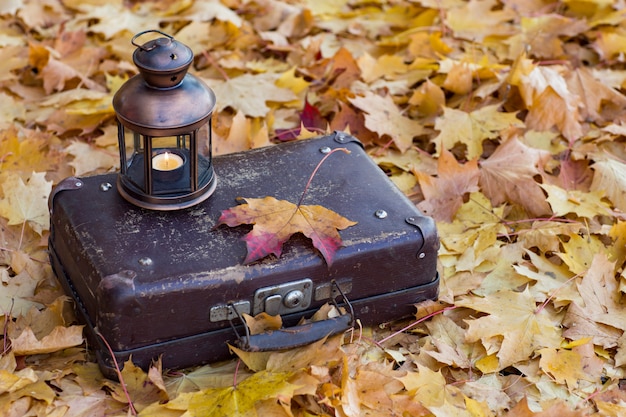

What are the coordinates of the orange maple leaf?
(218, 196, 357, 266)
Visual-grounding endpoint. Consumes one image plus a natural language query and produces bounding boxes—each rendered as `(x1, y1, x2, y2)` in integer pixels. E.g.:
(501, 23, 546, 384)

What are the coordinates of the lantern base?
(117, 174, 217, 211)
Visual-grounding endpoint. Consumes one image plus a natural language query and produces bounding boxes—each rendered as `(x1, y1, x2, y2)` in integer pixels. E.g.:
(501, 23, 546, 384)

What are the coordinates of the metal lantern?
(113, 30, 217, 210)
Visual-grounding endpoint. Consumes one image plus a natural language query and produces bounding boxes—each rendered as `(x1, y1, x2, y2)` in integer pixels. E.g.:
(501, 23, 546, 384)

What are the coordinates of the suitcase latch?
(253, 278, 313, 316)
(210, 301, 251, 322)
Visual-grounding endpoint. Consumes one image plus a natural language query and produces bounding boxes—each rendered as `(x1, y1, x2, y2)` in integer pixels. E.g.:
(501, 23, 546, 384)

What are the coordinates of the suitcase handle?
(233, 313, 353, 352)
(232, 280, 354, 352)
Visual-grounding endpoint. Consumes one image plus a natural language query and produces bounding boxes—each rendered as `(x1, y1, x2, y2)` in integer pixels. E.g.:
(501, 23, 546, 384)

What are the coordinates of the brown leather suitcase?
(48, 132, 439, 378)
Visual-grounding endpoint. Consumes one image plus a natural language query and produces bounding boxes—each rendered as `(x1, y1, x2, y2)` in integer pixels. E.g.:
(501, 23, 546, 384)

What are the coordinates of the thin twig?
(201, 50, 229, 81)
(376, 305, 457, 346)
(534, 272, 582, 314)
(97, 332, 137, 416)
(296, 147, 350, 207)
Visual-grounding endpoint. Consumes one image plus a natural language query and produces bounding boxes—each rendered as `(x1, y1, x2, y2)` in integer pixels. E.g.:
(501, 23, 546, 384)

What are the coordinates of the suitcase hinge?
(405, 216, 440, 259)
(48, 177, 83, 215)
(314, 279, 352, 301)
(210, 301, 251, 322)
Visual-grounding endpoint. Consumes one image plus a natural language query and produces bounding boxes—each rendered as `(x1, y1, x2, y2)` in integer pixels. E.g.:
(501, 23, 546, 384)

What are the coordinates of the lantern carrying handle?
(131, 29, 174, 51)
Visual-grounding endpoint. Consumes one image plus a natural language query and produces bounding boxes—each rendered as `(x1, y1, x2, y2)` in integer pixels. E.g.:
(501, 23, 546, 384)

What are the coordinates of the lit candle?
(153, 151, 184, 171)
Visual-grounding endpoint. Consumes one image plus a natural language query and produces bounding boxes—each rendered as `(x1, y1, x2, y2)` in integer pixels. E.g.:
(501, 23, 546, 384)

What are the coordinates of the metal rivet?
(374, 209, 388, 219)
(418, 253, 425, 259)
(320, 146, 331, 154)
(138, 257, 153, 266)
(100, 182, 113, 191)
(407, 217, 415, 222)
(75, 181, 83, 187)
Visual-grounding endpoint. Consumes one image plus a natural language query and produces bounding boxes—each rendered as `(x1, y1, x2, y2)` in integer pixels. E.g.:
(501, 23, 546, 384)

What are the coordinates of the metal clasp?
(253, 278, 313, 316)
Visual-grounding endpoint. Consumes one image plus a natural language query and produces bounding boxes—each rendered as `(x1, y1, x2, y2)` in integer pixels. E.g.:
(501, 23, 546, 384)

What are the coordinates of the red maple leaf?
(218, 196, 356, 265)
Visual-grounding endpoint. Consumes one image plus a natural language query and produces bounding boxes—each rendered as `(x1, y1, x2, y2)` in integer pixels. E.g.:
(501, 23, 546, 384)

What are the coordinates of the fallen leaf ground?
(1, 0, 626, 416)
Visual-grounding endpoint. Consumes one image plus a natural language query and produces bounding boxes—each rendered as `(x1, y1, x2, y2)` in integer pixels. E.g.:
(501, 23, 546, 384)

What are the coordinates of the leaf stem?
(297, 147, 350, 207)
(233, 358, 241, 388)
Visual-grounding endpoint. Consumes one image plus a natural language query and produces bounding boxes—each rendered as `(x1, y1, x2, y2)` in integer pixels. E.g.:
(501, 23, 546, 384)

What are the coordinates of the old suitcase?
(48, 132, 439, 378)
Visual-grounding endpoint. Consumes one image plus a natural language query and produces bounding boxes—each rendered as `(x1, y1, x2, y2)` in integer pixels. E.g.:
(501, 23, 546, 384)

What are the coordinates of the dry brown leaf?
(590, 155, 626, 212)
(479, 137, 551, 216)
(4, 0, 626, 415)
(417, 148, 480, 222)
(10, 325, 84, 355)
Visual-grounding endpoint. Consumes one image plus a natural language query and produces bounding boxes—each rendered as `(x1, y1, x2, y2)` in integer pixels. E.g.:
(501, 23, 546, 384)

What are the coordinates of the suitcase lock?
(231, 280, 354, 352)
(253, 278, 313, 316)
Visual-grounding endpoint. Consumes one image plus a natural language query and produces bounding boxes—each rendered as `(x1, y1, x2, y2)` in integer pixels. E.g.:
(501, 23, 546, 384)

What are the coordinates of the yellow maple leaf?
(212, 110, 250, 156)
(514, 250, 579, 307)
(0, 171, 52, 235)
(0, 126, 57, 174)
(433, 105, 524, 159)
(104, 360, 169, 413)
(70, 3, 163, 40)
(357, 53, 408, 83)
(0, 92, 25, 128)
(186, 370, 299, 417)
(349, 91, 425, 153)
(510, 14, 588, 60)
(409, 78, 446, 119)
(65, 140, 119, 176)
(541, 183, 613, 218)
(539, 342, 602, 391)
(445, 0, 516, 42)
(0, 368, 38, 395)
(398, 364, 471, 416)
(538, 348, 588, 389)
(205, 73, 297, 118)
(557, 233, 606, 275)
(457, 288, 563, 370)
(423, 314, 481, 369)
(275, 66, 310, 108)
(593, 27, 626, 62)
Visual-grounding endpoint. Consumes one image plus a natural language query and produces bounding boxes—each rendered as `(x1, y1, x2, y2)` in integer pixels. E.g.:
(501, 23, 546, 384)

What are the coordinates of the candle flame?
(153, 151, 183, 171)
(163, 152, 172, 169)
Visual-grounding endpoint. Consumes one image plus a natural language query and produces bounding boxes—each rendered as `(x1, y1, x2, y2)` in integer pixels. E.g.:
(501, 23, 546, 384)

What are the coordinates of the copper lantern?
(113, 30, 217, 210)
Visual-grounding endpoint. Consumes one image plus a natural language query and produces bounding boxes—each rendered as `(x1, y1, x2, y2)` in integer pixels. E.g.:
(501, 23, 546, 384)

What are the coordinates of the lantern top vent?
(131, 30, 194, 89)
(113, 30, 216, 137)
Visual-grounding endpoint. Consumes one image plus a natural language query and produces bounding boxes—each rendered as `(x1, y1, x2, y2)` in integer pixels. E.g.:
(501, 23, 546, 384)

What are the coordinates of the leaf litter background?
(2, 0, 626, 415)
